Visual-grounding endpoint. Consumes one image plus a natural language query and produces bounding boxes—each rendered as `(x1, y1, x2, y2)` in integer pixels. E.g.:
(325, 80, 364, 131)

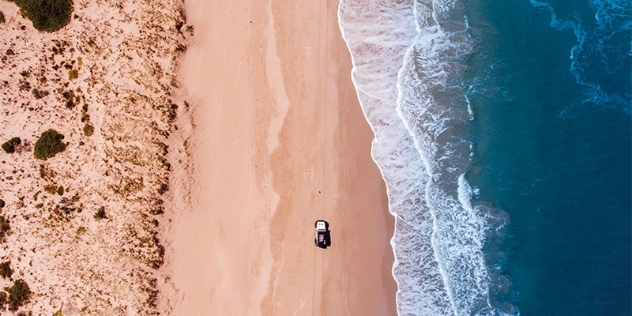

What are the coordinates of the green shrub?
(1, 137, 21, 154)
(56, 185, 64, 196)
(94, 207, 106, 220)
(34, 129, 66, 160)
(15, 0, 73, 32)
(0, 11, 5, 24)
(0, 261, 12, 279)
(83, 124, 94, 136)
(5, 279, 32, 311)
(0, 199, 4, 208)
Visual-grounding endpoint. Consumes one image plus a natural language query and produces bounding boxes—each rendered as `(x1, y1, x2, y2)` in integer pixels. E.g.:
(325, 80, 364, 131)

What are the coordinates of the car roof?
(316, 221, 327, 230)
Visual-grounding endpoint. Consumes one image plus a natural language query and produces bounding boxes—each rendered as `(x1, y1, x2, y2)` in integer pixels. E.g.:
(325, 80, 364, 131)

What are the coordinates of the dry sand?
(0, 0, 186, 314)
(161, 0, 398, 314)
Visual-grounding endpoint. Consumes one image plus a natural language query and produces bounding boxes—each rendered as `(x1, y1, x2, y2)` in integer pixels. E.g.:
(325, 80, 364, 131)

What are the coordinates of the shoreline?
(161, 0, 398, 314)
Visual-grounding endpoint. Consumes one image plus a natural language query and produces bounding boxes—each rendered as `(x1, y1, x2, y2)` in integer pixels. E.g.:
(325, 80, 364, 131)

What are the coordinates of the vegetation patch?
(34, 129, 67, 160)
(158, 182, 168, 195)
(168, 103, 178, 122)
(39, 164, 57, 180)
(62, 89, 78, 108)
(5, 279, 32, 311)
(15, 0, 73, 32)
(68, 69, 78, 80)
(2, 137, 21, 154)
(0, 199, 4, 208)
(83, 124, 94, 136)
(56, 185, 64, 196)
(149, 207, 164, 215)
(0, 11, 5, 24)
(0, 216, 10, 239)
(32, 88, 49, 99)
(44, 184, 57, 194)
(0, 261, 12, 279)
(93, 207, 106, 220)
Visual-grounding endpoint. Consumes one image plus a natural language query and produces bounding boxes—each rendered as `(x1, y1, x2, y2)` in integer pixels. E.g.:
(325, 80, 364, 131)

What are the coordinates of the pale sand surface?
(162, 0, 397, 314)
(0, 0, 185, 314)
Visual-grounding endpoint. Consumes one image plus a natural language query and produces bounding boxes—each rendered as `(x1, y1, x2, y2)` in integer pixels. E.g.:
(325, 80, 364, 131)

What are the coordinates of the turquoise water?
(338, 0, 631, 314)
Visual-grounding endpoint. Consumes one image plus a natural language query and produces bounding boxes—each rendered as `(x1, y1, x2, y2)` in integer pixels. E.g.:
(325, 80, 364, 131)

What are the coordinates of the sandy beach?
(161, 0, 398, 314)
(0, 0, 396, 313)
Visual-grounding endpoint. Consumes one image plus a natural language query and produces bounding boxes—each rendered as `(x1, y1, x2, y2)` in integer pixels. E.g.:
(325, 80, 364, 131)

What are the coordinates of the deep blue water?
(338, 0, 630, 314)
(468, 0, 631, 314)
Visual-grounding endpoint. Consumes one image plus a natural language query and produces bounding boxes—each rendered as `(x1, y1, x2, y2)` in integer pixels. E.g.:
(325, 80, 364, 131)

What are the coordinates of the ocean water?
(338, 0, 631, 315)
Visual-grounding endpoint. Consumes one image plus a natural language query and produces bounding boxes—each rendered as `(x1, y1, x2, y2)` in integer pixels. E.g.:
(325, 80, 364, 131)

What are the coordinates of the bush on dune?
(0, 216, 10, 239)
(1, 137, 21, 154)
(34, 129, 67, 160)
(0, 261, 12, 279)
(5, 279, 32, 311)
(15, 0, 73, 32)
(83, 124, 94, 136)
(94, 207, 106, 220)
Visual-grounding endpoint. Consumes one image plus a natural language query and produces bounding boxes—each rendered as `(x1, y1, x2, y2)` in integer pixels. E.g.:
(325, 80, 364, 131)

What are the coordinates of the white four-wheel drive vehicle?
(314, 220, 331, 249)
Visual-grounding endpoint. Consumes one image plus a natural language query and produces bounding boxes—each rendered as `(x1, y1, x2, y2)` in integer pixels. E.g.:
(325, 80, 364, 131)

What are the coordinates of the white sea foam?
(339, 0, 516, 315)
(338, 0, 520, 316)
(338, 0, 453, 314)
(396, 1, 517, 313)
